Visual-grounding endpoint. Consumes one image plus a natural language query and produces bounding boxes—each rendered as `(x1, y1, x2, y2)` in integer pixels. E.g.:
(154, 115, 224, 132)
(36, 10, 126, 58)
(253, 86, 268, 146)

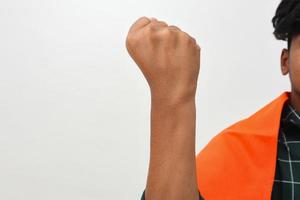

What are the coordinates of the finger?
(156, 20, 168, 27)
(183, 32, 197, 44)
(168, 25, 181, 31)
(128, 16, 152, 33)
(190, 36, 196, 43)
(149, 19, 168, 28)
(196, 43, 201, 51)
(148, 20, 169, 31)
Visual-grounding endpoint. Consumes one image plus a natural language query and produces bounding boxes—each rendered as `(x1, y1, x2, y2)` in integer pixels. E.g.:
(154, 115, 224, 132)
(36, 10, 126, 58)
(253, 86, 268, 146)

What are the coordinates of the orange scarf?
(196, 91, 290, 200)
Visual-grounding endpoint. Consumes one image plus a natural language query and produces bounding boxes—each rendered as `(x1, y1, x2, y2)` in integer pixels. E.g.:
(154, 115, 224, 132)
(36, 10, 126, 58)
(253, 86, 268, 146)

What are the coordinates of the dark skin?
(281, 34, 300, 111)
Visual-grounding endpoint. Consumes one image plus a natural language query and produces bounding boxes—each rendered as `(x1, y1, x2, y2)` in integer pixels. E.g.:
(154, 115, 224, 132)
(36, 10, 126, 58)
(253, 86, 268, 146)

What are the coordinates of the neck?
(289, 88, 300, 113)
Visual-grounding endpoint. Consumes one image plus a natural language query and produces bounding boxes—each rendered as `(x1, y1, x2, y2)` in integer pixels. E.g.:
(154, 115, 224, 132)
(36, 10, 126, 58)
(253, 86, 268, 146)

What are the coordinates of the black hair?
(272, 0, 300, 50)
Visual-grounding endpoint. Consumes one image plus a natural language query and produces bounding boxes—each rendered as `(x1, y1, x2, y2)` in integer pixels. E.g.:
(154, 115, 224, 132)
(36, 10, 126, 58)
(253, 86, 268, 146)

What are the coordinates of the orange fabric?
(196, 91, 291, 200)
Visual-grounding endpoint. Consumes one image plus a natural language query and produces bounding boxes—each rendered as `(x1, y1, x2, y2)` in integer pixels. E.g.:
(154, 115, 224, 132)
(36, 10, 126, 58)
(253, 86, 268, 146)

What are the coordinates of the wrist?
(151, 94, 196, 108)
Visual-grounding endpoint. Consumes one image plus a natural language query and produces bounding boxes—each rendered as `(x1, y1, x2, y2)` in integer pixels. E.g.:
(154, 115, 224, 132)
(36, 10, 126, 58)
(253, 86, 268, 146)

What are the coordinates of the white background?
(0, 0, 290, 199)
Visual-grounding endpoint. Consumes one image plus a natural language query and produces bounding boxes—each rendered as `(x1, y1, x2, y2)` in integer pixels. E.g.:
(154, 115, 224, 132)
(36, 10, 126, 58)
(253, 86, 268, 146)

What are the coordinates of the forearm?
(145, 98, 199, 200)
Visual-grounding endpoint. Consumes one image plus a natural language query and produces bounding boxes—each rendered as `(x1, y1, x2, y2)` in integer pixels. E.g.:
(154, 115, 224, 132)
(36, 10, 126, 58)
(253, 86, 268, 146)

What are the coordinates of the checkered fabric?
(271, 99, 300, 199)
(140, 99, 300, 200)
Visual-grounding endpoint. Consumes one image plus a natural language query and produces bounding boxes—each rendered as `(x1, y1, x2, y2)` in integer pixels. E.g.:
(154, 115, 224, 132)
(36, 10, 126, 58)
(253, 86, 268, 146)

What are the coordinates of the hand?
(125, 16, 201, 105)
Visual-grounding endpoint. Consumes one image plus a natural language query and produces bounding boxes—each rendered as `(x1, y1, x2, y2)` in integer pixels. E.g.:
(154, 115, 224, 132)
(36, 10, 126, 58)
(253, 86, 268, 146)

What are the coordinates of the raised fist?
(126, 16, 201, 104)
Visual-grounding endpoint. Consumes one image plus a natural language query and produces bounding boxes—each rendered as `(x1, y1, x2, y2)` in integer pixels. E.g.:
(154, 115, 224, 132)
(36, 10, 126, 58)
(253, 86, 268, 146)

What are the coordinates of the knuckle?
(168, 25, 181, 31)
(139, 16, 150, 22)
(190, 36, 196, 43)
(160, 28, 172, 37)
(158, 20, 168, 26)
(149, 27, 171, 40)
(146, 27, 158, 40)
(147, 28, 158, 40)
(179, 32, 197, 45)
(147, 24, 158, 32)
(160, 28, 177, 41)
(179, 31, 190, 41)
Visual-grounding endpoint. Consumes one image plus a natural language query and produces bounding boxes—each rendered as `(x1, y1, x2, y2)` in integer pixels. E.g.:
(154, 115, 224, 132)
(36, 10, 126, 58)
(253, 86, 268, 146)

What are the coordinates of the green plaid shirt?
(271, 99, 300, 199)
(141, 99, 300, 200)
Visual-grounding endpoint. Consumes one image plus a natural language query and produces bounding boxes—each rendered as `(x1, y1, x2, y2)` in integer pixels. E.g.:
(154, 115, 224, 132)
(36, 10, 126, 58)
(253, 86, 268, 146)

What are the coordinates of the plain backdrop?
(0, 0, 291, 199)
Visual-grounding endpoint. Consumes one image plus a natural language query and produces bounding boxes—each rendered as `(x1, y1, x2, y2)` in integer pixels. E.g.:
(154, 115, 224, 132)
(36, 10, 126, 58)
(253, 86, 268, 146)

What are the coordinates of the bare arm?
(145, 98, 199, 200)
(126, 16, 201, 200)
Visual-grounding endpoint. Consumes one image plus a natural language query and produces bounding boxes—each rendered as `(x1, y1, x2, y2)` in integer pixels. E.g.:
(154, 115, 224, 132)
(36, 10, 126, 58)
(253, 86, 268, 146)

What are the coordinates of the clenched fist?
(125, 16, 201, 105)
